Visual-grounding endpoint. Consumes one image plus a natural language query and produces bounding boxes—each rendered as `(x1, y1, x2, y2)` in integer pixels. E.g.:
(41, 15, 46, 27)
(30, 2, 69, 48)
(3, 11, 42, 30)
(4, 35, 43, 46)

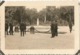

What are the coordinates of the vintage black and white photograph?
(5, 6, 74, 49)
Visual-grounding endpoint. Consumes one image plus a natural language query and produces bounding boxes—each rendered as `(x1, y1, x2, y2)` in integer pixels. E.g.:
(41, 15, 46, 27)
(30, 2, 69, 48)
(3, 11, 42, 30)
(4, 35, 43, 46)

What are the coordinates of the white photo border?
(0, 0, 79, 55)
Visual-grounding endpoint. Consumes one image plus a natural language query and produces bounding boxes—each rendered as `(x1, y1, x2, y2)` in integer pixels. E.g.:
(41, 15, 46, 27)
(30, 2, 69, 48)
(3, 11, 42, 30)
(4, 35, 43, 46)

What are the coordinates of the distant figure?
(55, 20, 58, 36)
(24, 23, 26, 34)
(69, 22, 72, 33)
(15, 25, 19, 32)
(20, 22, 25, 36)
(51, 20, 56, 38)
(30, 26, 35, 34)
(9, 23, 13, 35)
(5, 22, 9, 35)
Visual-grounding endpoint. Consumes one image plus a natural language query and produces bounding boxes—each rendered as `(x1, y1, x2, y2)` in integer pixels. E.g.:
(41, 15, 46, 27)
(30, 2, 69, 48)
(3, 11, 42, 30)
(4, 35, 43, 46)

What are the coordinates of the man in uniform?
(51, 20, 56, 38)
(20, 22, 25, 36)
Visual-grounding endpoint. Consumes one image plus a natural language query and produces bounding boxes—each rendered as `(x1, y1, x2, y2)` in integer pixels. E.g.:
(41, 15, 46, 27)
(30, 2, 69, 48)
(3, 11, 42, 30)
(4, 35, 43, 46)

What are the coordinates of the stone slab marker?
(37, 18, 39, 26)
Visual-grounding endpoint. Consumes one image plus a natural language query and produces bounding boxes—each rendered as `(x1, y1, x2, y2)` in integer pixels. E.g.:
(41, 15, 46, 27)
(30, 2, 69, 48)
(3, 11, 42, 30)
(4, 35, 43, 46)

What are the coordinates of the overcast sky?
(25, 6, 60, 12)
(25, 5, 46, 12)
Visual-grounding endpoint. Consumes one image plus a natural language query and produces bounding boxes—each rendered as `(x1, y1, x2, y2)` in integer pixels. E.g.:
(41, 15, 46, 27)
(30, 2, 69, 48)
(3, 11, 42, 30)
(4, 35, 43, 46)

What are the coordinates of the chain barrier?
(25, 27, 51, 33)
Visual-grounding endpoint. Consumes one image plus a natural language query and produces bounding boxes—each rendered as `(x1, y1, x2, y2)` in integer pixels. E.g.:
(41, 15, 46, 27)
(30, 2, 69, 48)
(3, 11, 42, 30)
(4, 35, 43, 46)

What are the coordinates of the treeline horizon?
(5, 6, 74, 26)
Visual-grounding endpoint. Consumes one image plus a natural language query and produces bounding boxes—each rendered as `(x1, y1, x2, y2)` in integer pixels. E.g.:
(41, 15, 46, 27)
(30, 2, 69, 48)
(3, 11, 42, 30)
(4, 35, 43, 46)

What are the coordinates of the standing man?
(55, 20, 58, 36)
(51, 20, 56, 38)
(69, 21, 72, 33)
(24, 23, 26, 34)
(5, 22, 9, 35)
(9, 22, 13, 35)
(20, 22, 25, 36)
(68, 16, 73, 33)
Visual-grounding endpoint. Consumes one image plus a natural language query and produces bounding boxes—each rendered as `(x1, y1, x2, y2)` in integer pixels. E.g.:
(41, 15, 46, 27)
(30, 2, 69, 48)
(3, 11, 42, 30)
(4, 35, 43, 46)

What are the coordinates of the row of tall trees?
(5, 6, 74, 26)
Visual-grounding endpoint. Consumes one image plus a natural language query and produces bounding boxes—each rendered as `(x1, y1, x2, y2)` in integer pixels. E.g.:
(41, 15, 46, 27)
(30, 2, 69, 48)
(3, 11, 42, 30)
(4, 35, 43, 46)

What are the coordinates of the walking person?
(51, 20, 56, 38)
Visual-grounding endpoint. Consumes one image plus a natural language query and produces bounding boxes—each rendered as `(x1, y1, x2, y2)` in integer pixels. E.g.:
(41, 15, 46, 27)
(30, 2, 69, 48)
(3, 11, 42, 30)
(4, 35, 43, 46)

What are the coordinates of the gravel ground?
(5, 26, 74, 49)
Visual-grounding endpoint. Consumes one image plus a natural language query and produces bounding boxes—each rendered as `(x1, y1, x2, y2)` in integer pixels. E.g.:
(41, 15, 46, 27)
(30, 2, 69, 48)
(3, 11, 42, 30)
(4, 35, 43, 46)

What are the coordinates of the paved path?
(5, 26, 74, 49)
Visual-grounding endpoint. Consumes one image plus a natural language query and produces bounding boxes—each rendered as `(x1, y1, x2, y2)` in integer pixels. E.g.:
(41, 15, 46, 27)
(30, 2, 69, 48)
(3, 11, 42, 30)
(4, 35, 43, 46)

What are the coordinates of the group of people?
(50, 20, 73, 38)
(5, 22, 13, 35)
(5, 22, 26, 36)
(5, 20, 73, 37)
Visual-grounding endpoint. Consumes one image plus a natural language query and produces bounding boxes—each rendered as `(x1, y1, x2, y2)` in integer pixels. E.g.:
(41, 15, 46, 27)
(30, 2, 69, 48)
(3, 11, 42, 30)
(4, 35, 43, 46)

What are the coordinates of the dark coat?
(20, 23, 25, 31)
(51, 22, 56, 33)
(5, 23, 8, 31)
(9, 23, 13, 31)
